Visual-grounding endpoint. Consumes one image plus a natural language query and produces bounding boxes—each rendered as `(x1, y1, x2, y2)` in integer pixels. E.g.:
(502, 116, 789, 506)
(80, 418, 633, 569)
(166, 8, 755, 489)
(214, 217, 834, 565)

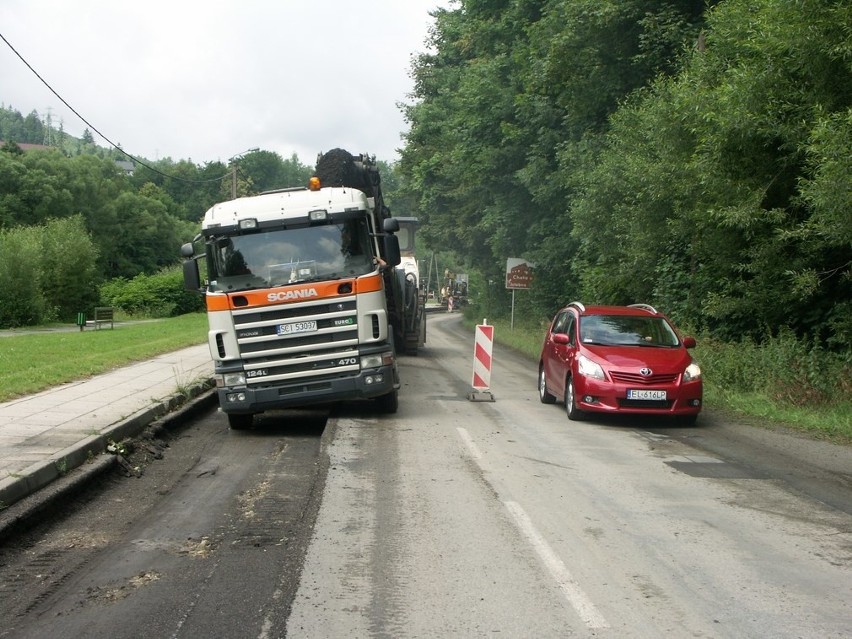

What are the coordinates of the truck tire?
(375, 389, 399, 414)
(228, 413, 253, 430)
(404, 331, 420, 355)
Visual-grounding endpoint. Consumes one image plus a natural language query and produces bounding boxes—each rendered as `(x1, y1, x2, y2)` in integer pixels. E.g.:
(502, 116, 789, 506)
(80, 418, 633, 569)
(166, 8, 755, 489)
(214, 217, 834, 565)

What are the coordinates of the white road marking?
(505, 500, 610, 629)
(456, 426, 483, 460)
(455, 426, 608, 629)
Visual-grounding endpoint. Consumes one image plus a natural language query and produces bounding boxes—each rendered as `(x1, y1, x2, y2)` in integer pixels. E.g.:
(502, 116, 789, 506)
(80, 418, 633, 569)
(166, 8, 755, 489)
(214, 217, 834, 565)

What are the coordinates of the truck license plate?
(627, 389, 667, 400)
(277, 320, 318, 336)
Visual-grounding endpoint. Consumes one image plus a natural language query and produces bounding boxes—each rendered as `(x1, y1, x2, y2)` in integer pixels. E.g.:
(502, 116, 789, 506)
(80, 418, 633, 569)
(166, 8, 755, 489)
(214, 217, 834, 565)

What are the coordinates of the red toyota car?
(538, 302, 702, 425)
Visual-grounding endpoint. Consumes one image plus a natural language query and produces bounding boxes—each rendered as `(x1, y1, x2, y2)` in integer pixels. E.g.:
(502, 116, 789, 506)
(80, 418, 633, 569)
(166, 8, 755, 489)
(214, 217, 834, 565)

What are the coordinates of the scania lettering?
(181, 149, 424, 430)
(268, 289, 318, 302)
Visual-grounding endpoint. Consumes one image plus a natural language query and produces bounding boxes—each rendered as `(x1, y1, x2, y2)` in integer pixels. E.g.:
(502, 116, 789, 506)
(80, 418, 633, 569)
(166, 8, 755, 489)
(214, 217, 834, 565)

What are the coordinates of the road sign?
(506, 258, 534, 290)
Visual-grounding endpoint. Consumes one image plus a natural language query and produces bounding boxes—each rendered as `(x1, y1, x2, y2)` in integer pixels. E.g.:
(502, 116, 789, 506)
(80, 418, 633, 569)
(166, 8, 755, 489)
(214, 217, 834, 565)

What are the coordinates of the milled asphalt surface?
(0, 310, 448, 536)
(0, 342, 216, 535)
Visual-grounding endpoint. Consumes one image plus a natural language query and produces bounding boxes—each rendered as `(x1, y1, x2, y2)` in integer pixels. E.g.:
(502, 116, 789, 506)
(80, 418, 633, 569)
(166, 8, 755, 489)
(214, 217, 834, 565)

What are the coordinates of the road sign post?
(505, 258, 535, 330)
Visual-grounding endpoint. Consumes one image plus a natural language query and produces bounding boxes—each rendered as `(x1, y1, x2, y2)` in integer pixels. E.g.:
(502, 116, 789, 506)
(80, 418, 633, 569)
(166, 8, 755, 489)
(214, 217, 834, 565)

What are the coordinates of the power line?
(0, 30, 231, 185)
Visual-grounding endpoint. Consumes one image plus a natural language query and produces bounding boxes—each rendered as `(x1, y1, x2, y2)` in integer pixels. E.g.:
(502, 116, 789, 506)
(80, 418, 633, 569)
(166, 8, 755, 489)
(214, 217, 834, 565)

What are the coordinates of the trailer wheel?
(375, 390, 399, 414)
(228, 413, 253, 430)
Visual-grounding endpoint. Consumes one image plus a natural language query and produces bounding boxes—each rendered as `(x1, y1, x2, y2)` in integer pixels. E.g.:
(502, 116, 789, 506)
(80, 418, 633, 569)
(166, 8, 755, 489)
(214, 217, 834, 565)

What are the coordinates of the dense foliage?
(0, 215, 98, 326)
(99, 265, 204, 318)
(401, 0, 851, 351)
(0, 119, 314, 325)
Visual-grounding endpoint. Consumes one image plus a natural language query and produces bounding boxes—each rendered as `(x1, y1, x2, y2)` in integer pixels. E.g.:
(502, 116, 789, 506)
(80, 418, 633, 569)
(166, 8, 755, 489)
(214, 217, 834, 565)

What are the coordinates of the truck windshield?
(207, 219, 375, 292)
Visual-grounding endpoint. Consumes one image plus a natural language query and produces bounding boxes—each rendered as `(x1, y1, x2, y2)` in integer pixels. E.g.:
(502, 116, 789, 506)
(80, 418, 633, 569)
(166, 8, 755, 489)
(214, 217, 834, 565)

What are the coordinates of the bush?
(40, 215, 100, 321)
(99, 265, 204, 318)
(0, 225, 50, 326)
(0, 217, 101, 327)
(694, 329, 851, 407)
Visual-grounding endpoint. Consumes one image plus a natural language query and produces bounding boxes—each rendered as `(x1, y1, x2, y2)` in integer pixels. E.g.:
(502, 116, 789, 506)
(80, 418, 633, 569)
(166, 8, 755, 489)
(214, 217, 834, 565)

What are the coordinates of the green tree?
(239, 150, 312, 192)
(568, 0, 851, 346)
(0, 225, 47, 326)
(400, 0, 712, 319)
(0, 107, 29, 142)
(22, 110, 44, 144)
(40, 215, 100, 320)
(0, 150, 27, 227)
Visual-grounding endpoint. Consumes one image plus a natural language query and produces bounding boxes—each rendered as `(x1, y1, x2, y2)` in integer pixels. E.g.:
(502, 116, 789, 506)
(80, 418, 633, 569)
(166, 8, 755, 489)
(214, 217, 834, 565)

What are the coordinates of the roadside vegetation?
(404, 0, 849, 446)
(1, 307, 847, 443)
(2, 2, 848, 447)
(0, 131, 316, 329)
(0, 313, 208, 402)
(462, 311, 851, 444)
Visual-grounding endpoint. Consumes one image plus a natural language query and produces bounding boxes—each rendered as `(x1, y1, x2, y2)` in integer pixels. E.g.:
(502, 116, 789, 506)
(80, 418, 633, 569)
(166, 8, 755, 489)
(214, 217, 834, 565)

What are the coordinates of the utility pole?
(228, 147, 259, 199)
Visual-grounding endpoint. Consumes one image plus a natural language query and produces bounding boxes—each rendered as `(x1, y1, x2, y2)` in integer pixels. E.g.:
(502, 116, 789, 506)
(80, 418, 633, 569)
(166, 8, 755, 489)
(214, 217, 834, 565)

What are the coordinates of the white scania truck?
(181, 149, 424, 429)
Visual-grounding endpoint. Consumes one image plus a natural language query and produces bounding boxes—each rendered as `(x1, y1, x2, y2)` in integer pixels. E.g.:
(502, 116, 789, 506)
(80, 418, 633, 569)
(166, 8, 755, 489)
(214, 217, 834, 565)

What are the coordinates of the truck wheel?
(375, 390, 399, 414)
(228, 413, 253, 430)
(405, 332, 419, 355)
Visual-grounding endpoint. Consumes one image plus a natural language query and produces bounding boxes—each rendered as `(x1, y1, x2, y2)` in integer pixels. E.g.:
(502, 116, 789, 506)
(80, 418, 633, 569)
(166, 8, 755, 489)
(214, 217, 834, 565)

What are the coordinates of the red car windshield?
(578, 315, 680, 347)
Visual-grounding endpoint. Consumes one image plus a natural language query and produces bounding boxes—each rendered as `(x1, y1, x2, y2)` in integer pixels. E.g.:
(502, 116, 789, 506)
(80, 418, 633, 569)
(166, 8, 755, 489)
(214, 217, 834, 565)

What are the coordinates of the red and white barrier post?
(469, 320, 495, 401)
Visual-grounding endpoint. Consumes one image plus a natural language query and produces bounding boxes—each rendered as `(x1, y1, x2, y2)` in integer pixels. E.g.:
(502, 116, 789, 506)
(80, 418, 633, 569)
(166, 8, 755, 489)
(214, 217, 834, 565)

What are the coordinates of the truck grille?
(232, 297, 360, 385)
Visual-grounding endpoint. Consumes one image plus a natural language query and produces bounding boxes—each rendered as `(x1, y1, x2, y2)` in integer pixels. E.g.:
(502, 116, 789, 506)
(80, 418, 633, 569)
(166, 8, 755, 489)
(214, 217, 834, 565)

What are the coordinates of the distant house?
(0, 140, 52, 152)
(115, 160, 135, 176)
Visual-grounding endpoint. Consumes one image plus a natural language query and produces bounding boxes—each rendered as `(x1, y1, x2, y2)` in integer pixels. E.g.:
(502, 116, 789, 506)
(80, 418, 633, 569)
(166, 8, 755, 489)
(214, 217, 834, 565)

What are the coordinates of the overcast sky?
(1, 0, 451, 166)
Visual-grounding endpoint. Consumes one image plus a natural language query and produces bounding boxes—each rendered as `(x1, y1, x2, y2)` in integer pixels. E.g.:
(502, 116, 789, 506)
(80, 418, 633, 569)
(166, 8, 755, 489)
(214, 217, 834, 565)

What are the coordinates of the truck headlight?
(220, 372, 246, 387)
(361, 354, 382, 369)
(361, 351, 394, 369)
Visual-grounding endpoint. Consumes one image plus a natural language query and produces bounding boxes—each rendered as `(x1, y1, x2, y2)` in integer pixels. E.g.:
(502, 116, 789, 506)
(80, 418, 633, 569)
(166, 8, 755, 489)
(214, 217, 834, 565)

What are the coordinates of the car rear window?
(579, 315, 680, 347)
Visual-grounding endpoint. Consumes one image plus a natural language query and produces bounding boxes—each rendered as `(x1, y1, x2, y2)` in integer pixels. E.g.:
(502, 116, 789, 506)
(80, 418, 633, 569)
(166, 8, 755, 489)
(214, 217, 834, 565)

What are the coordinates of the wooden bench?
(94, 306, 114, 329)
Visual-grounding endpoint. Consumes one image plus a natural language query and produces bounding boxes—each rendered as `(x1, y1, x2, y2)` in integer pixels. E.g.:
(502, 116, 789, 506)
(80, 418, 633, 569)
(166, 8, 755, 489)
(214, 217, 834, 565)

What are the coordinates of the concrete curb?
(0, 379, 218, 542)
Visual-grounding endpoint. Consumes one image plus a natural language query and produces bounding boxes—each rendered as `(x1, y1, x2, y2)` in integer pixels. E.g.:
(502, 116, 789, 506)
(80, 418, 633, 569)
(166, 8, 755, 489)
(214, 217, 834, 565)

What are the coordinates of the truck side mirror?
(180, 242, 195, 258)
(383, 235, 401, 268)
(183, 258, 201, 291)
(383, 218, 400, 233)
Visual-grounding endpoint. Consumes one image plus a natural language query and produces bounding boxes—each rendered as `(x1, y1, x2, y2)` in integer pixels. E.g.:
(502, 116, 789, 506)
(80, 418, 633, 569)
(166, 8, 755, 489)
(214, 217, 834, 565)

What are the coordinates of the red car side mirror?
(682, 336, 697, 349)
(552, 333, 571, 345)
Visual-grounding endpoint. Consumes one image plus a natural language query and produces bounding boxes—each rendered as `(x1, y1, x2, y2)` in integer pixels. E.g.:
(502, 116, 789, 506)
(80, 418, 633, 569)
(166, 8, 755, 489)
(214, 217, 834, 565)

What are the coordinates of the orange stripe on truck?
(205, 274, 383, 311)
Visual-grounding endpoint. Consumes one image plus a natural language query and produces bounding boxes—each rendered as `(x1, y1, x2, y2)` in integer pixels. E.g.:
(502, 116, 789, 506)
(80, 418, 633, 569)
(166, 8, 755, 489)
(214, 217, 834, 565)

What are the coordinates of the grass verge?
(464, 313, 851, 444)
(0, 313, 208, 402)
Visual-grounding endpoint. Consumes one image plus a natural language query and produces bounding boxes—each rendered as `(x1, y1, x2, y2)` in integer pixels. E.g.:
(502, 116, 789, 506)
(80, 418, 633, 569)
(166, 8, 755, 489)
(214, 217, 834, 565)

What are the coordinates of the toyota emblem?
(639, 367, 653, 377)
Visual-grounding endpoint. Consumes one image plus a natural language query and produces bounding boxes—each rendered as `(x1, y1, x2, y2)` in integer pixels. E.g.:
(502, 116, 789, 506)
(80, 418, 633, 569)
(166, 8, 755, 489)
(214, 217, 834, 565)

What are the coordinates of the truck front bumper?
(217, 364, 397, 415)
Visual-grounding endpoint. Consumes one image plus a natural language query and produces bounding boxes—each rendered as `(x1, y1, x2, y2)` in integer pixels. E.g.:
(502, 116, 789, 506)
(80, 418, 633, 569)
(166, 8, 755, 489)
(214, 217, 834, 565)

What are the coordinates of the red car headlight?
(577, 354, 605, 380)
(683, 362, 702, 382)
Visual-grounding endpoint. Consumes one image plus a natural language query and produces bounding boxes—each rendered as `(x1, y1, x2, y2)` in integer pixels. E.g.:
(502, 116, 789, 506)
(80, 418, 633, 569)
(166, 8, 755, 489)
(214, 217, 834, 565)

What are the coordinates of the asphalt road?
(0, 313, 849, 638)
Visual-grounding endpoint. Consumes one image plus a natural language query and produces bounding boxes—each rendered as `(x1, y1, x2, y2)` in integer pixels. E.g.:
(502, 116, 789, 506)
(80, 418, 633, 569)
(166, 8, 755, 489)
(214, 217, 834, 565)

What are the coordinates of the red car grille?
(618, 399, 673, 409)
(610, 371, 678, 385)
